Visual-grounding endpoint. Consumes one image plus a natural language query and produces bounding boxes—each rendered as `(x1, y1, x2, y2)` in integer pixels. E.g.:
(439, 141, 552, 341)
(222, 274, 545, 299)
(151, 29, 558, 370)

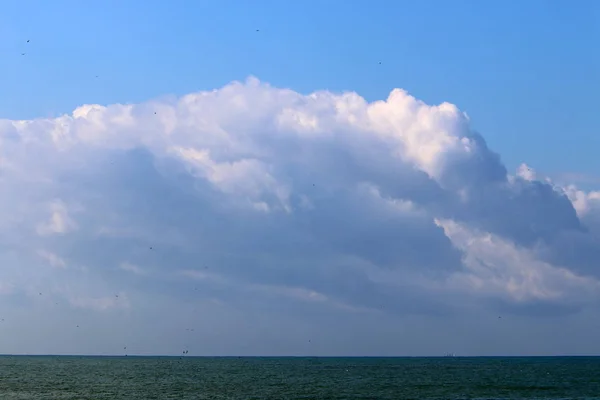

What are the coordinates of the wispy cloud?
(37, 250, 67, 269)
(119, 262, 146, 276)
(35, 200, 78, 236)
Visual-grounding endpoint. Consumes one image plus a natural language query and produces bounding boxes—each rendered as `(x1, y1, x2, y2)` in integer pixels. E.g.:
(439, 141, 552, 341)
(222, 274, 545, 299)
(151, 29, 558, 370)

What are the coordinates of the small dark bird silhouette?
(21, 53, 25, 56)
(39, 292, 42, 295)
(379, 61, 382, 64)
(149, 246, 153, 250)
(26, 40, 30, 43)
(256, 29, 260, 32)
(154, 112, 157, 114)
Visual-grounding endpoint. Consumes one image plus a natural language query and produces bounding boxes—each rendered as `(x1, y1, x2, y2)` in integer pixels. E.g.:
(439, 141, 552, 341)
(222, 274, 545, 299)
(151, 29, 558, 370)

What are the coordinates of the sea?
(0, 356, 598, 399)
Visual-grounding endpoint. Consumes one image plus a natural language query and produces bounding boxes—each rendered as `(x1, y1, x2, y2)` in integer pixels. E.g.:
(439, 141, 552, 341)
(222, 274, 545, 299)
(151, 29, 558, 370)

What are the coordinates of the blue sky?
(1, 1, 600, 356)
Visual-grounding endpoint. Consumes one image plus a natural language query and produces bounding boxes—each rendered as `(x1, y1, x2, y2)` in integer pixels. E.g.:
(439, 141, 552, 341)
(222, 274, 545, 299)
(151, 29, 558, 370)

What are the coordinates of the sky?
(0, 0, 599, 356)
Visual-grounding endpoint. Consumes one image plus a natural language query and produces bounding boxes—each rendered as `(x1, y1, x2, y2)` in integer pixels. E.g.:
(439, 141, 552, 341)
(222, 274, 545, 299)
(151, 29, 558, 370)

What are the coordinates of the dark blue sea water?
(0, 356, 598, 399)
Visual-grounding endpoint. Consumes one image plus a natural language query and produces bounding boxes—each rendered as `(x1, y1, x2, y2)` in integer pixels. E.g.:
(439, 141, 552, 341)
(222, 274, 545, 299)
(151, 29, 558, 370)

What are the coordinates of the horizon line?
(0, 354, 598, 358)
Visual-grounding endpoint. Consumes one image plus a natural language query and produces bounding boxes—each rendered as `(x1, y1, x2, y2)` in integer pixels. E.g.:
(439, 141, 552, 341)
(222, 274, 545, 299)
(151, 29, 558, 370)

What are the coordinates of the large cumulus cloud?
(1, 77, 600, 355)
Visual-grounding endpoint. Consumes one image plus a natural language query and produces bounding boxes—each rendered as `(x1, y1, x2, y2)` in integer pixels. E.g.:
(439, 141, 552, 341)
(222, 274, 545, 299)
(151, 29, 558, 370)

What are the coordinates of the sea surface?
(0, 356, 598, 399)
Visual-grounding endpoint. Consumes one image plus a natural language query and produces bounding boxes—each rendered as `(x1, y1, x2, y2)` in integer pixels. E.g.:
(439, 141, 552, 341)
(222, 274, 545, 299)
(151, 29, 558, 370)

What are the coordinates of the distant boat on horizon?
(444, 352, 456, 357)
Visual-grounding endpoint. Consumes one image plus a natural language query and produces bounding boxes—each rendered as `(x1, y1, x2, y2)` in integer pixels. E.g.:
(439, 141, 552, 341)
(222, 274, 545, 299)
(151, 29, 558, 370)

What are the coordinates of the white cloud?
(170, 146, 291, 211)
(119, 262, 145, 275)
(35, 200, 78, 236)
(1, 77, 600, 354)
(436, 218, 600, 305)
(37, 250, 67, 269)
(564, 185, 600, 219)
(516, 163, 537, 181)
